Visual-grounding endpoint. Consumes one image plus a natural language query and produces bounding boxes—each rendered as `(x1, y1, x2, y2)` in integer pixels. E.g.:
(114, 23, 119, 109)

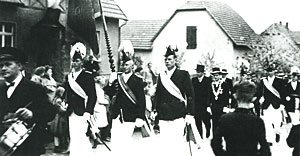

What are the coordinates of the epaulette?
(84, 70, 92, 74)
(135, 74, 144, 79)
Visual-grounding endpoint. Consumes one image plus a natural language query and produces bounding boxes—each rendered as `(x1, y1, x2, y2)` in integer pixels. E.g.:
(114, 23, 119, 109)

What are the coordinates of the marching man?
(152, 46, 195, 155)
(63, 42, 97, 156)
(257, 66, 286, 146)
(109, 52, 146, 155)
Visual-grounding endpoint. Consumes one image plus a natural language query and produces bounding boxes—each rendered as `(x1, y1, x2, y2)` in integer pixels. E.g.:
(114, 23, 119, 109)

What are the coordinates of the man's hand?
(150, 111, 157, 121)
(185, 115, 194, 125)
(135, 118, 144, 128)
(83, 112, 91, 121)
(207, 107, 211, 114)
(16, 108, 33, 119)
(259, 97, 265, 104)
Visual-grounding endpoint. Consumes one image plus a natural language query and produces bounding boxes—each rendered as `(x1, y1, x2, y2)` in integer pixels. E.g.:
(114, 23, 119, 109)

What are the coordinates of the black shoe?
(275, 134, 280, 142)
(267, 142, 273, 146)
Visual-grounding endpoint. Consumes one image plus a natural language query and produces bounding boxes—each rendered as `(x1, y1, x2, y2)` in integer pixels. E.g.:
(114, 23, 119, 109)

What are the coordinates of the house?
(121, 1, 259, 77)
(121, 19, 166, 62)
(260, 22, 300, 68)
(0, 0, 126, 81)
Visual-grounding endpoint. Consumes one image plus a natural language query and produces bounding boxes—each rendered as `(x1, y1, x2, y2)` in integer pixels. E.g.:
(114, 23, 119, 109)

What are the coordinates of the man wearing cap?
(152, 46, 194, 155)
(63, 43, 97, 156)
(211, 81, 271, 156)
(221, 69, 234, 107)
(109, 51, 146, 154)
(192, 64, 212, 139)
(257, 66, 286, 145)
(284, 72, 300, 125)
(0, 47, 55, 156)
(208, 67, 230, 134)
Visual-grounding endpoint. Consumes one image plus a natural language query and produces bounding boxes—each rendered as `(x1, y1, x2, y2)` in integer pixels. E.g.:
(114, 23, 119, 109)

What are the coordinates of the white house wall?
(151, 10, 237, 77)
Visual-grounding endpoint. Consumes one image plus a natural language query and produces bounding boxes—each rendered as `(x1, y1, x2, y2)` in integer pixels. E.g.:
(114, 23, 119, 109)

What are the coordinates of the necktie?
(5, 82, 15, 98)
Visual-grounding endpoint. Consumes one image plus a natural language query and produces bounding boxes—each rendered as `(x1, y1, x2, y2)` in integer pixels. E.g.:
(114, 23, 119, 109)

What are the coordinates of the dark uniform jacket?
(287, 124, 300, 156)
(209, 81, 230, 114)
(192, 76, 211, 115)
(154, 69, 195, 120)
(111, 73, 146, 122)
(211, 108, 271, 156)
(64, 70, 97, 116)
(257, 77, 285, 109)
(0, 78, 56, 156)
(284, 81, 300, 112)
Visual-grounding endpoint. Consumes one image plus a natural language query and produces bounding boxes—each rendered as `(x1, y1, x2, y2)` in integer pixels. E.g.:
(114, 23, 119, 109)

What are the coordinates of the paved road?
(43, 124, 294, 156)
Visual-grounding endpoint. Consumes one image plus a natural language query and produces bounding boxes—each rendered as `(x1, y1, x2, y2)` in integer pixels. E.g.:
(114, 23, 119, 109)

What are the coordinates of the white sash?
(263, 79, 281, 99)
(68, 74, 88, 107)
(159, 72, 186, 104)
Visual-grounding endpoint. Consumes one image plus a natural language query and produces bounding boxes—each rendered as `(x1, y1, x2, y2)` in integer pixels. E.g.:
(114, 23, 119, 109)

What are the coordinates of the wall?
(95, 17, 120, 76)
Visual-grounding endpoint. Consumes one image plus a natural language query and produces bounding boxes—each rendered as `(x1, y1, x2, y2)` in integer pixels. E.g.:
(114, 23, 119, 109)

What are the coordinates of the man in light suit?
(0, 47, 55, 156)
(192, 64, 212, 139)
(64, 43, 97, 156)
(152, 46, 195, 155)
(109, 52, 146, 154)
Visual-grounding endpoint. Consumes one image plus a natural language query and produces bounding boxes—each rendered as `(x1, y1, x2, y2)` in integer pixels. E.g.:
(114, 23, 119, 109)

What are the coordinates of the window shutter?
(186, 26, 197, 49)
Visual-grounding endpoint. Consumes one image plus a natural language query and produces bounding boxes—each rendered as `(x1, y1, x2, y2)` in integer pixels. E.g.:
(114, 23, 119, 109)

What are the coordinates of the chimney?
(286, 22, 289, 29)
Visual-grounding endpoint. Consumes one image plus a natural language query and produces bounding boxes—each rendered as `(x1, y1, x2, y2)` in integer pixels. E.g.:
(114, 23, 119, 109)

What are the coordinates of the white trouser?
(69, 112, 93, 156)
(111, 117, 136, 155)
(261, 105, 282, 143)
(159, 118, 190, 155)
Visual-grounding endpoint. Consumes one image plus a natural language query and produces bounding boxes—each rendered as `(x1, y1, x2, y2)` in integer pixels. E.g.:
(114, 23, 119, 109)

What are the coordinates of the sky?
(114, 0, 300, 34)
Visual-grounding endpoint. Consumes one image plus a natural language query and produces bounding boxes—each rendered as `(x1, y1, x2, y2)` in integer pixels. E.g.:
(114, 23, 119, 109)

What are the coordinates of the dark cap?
(0, 47, 27, 64)
(196, 64, 205, 72)
(211, 67, 221, 74)
(164, 46, 177, 57)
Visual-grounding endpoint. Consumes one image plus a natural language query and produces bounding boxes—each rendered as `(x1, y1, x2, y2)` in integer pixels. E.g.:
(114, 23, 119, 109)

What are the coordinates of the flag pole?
(98, 0, 116, 72)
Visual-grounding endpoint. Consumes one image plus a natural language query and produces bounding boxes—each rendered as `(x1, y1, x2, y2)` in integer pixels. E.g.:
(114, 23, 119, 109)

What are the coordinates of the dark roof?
(153, 1, 258, 47)
(0, 0, 23, 4)
(94, 0, 127, 20)
(290, 31, 300, 45)
(121, 19, 167, 50)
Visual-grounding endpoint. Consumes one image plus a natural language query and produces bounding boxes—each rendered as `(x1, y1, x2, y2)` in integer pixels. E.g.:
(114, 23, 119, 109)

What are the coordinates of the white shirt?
(6, 73, 23, 98)
(71, 69, 82, 80)
(291, 81, 297, 90)
(198, 75, 204, 83)
(267, 76, 275, 85)
(166, 67, 176, 78)
(122, 72, 132, 83)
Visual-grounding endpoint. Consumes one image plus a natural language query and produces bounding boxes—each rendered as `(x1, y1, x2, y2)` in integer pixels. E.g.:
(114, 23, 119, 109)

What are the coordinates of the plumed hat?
(0, 47, 27, 64)
(70, 42, 86, 61)
(164, 46, 177, 57)
(121, 50, 131, 63)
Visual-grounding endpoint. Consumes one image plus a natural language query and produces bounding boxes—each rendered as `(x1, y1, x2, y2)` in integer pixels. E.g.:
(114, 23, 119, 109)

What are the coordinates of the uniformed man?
(109, 52, 146, 154)
(63, 43, 97, 156)
(152, 46, 195, 155)
(0, 47, 55, 156)
(257, 66, 286, 145)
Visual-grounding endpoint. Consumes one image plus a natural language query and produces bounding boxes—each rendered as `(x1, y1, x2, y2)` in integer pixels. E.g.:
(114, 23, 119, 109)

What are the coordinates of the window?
(186, 26, 197, 49)
(0, 22, 15, 47)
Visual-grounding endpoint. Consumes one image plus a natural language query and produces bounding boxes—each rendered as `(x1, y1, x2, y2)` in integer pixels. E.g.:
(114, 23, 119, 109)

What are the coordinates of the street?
(43, 123, 294, 156)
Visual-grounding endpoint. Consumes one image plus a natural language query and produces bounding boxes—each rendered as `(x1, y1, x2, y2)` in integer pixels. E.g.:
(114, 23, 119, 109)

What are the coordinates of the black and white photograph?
(0, 0, 299, 156)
